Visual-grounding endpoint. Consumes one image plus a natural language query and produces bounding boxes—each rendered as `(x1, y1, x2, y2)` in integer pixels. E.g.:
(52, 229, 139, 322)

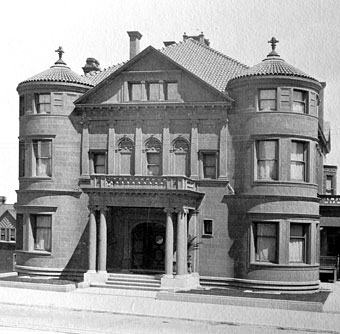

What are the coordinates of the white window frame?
(255, 139, 278, 181)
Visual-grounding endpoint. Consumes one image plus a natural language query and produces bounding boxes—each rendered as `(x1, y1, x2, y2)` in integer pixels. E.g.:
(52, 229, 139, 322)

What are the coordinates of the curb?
(156, 291, 324, 312)
(0, 280, 76, 292)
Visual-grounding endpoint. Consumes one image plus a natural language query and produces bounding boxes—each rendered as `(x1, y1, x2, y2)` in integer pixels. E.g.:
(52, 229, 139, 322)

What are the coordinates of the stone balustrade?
(319, 195, 340, 205)
(88, 175, 197, 191)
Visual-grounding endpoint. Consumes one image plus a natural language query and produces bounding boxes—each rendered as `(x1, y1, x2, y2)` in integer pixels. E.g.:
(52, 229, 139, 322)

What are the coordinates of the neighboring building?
(15, 33, 330, 292)
(0, 197, 16, 272)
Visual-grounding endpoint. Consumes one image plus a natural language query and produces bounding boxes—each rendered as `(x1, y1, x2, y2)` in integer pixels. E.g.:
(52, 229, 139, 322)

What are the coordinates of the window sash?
(33, 140, 52, 177)
(203, 220, 213, 235)
(37, 94, 51, 114)
(293, 90, 306, 113)
(94, 153, 106, 174)
(147, 152, 161, 175)
(256, 140, 278, 180)
(259, 89, 276, 111)
(203, 153, 217, 179)
(255, 223, 277, 262)
(290, 141, 307, 181)
(166, 82, 178, 100)
(148, 83, 160, 101)
(289, 223, 307, 263)
(130, 83, 142, 101)
(32, 215, 51, 252)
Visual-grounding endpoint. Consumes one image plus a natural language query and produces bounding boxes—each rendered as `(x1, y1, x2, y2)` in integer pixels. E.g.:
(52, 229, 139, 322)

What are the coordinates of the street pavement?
(0, 281, 338, 333)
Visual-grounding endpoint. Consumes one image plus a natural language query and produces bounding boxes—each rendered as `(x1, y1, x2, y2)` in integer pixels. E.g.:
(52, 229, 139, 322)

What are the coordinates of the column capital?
(108, 118, 117, 127)
(99, 206, 109, 213)
(175, 207, 190, 215)
(164, 207, 176, 214)
(80, 116, 90, 128)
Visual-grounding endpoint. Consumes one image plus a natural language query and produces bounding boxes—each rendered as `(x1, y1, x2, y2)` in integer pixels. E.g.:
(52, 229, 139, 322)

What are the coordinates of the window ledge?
(250, 262, 318, 268)
(19, 177, 53, 182)
(202, 234, 214, 239)
(0, 241, 15, 244)
(16, 250, 51, 256)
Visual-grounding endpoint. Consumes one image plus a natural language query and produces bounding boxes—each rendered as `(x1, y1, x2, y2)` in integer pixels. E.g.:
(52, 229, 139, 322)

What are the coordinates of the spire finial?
(54, 46, 66, 65)
(267, 37, 280, 57)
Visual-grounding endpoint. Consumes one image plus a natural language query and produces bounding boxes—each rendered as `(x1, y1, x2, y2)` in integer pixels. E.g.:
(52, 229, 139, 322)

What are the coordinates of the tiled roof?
(231, 54, 317, 81)
(87, 38, 248, 92)
(20, 63, 94, 87)
(160, 39, 248, 92)
(85, 63, 126, 86)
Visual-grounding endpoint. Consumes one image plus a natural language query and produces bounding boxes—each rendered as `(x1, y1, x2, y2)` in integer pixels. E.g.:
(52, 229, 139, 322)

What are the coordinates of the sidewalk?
(0, 281, 339, 333)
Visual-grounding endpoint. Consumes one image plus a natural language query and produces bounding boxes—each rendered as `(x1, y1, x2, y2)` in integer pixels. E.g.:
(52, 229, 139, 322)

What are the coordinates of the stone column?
(108, 119, 116, 174)
(98, 207, 107, 273)
(219, 118, 228, 180)
(188, 210, 199, 273)
(81, 117, 90, 176)
(164, 208, 174, 277)
(135, 119, 143, 175)
(88, 208, 97, 273)
(190, 120, 199, 179)
(162, 119, 170, 176)
(176, 208, 189, 276)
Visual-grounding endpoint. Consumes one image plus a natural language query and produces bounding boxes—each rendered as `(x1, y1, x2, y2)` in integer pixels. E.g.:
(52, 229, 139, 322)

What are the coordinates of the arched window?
(118, 137, 134, 175)
(145, 138, 162, 176)
(172, 138, 189, 176)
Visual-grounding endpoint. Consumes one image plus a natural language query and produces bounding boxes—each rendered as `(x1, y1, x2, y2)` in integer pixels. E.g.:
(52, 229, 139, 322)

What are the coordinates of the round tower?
(225, 38, 322, 292)
(16, 48, 93, 278)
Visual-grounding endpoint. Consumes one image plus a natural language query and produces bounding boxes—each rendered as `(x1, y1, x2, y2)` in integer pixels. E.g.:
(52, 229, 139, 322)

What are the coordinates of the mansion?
(15, 32, 330, 291)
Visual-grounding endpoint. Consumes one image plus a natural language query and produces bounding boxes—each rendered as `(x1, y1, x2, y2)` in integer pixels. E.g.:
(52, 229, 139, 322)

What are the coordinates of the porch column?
(88, 208, 97, 273)
(98, 207, 107, 273)
(176, 208, 189, 276)
(164, 208, 174, 277)
(81, 117, 90, 176)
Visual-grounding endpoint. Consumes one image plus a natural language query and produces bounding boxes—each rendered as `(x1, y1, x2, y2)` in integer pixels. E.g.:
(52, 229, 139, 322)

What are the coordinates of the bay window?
(256, 140, 278, 180)
(30, 214, 52, 252)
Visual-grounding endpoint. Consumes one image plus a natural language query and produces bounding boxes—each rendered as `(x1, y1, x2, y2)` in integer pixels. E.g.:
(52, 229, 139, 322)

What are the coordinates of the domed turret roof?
(230, 37, 317, 82)
(19, 47, 94, 87)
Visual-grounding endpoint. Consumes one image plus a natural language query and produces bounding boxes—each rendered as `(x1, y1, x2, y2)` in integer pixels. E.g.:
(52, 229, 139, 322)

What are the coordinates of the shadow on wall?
(61, 221, 89, 281)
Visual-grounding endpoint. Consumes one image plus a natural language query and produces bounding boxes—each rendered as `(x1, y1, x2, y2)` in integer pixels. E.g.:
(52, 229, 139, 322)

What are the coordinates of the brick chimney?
(127, 31, 143, 59)
(0, 196, 6, 205)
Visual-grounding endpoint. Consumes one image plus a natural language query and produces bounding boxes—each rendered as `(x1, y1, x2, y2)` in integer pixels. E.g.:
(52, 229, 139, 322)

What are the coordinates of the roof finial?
(267, 37, 280, 57)
(54, 46, 66, 65)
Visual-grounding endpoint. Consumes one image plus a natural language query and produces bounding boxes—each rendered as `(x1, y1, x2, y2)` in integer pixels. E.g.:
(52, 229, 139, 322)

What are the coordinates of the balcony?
(319, 195, 340, 206)
(83, 175, 197, 191)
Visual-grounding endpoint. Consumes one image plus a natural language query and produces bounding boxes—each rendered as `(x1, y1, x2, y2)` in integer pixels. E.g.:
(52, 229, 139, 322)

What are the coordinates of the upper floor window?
(19, 95, 25, 116)
(290, 141, 308, 181)
(165, 82, 178, 100)
(118, 138, 134, 175)
(202, 152, 217, 179)
(129, 82, 143, 101)
(147, 82, 160, 101)
(259, 89, 276, 111)
(90, 151, 107, 174)
(35, 94, 51, 114)
(254, 222, 277, 263)
(255, 140, 278, 181)
(326, 175, 335, 195)
(172, 138, 189, 176)
(293, 90, 307, 113)
(145, 138, 162, 176)
(19, 141, 25, 178)
(289, 223, 307, 263)
(33, 140, 52, 177)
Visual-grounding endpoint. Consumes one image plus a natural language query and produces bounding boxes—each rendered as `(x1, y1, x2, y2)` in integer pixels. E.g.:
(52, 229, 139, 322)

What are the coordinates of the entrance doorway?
(131, 222, 165, 272)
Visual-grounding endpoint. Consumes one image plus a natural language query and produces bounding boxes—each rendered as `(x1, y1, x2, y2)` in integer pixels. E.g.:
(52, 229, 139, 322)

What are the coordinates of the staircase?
(91, 273, 162, 291)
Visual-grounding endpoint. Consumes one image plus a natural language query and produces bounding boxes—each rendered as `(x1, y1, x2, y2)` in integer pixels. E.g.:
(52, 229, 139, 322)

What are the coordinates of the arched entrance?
(131, 222, 165, 272)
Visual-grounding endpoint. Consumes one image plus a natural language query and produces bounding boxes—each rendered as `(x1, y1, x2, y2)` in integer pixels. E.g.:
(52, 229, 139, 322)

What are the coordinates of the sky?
(1, 0, 340, 203)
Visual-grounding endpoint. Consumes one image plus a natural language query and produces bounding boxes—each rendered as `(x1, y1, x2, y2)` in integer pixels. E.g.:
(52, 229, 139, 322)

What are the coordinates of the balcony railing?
(87, 175, 197, 191)
(319, 195, 340, 205)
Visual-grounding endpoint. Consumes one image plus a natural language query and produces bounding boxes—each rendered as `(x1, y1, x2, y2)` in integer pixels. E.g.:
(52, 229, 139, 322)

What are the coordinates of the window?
(19, 95, 25, 116)
(35, 94, 51, 114)
(129, 83, 143, 101)
(254, 222, 277, 263)
(256, 140, 278, 180)
(118, 138, 134, 175)
(19, 141, 25, 177)
(30, 215, 51, 252)
(293, 90, 307, 113)
(165, 82, 178, 100)
(326, 175, 334, 195)
(289, 223, 307, 263)
(173, 139, 189, 176)
(147, 82, 160, 101)
(0, 228, 15, 242)
(202, 152, 217, 179)
(291, 141, 307, 181)
(90, 152, 106, 174)
(203, 219, 213, 237)
(145, 138, 162, 176)
(259, 89, 276, 111)
(33, 140, 52, 177)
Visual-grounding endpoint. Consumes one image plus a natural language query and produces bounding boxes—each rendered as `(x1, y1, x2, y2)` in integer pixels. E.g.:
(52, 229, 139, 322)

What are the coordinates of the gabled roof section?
(76, 44, 236, 104)
(160, 38, 248, 92)
(0, 204, 15, 220)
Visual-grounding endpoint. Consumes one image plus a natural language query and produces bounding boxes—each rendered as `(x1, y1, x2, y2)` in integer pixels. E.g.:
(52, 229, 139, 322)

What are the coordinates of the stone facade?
(15, 33, 330, 291)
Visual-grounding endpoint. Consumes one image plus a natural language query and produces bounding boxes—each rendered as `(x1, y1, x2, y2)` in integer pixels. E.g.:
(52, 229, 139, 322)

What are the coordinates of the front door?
(131, 222, 165, 272)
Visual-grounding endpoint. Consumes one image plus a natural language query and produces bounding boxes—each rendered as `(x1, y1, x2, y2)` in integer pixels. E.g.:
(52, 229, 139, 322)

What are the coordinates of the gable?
(0, 211, 16, 229)
(77, 47, 229, 105)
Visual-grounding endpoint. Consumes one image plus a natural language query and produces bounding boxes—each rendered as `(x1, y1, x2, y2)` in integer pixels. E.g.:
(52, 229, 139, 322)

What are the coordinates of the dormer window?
(259, 89, 276, 111)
